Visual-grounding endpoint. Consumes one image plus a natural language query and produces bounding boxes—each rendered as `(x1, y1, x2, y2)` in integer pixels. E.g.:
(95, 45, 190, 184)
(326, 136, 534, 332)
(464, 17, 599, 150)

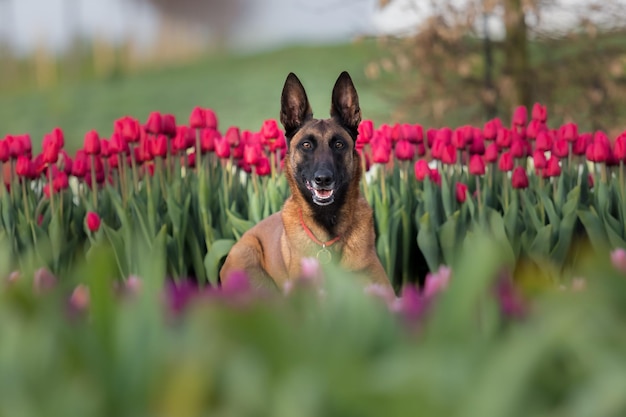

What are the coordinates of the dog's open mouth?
(306, 182, 335, 206)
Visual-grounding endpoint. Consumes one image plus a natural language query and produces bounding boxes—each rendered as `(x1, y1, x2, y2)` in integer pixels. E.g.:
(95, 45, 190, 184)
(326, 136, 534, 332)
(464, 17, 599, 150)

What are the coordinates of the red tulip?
(562, 122, 578, 142)
(150, 134, 168, 157)
(53, 171, 69, 192)
(535, 130, 553, 153)
(614, 133, 626, 161)
(85, 211, 101, 233)
(109, 132, 129, 154)
(50, 127, 64, 149)
(573, 133, 592, 156)
(0, 140, 8, 163)
(469, 128, 485, 155)
(162, 114, 177, 137)
(269, 133, 286, 152)
(42, 142, 60, 164)
(414, 159, 430, 181)
(403, 123, 423, 144)
(429, 168, 442, 186)
(84, 130, 101, 156)
(531, 103, 547, 122)
(512, 105, 527, 128)
(115, 116, 141, 143)
(394, 140, 415, 161)
(511, 167, 529, 189)
(483, 118, 502, 141)
(391, 123, 404, 142)
(496, 128, 512, 149)
(72, 151, 88, 177)
(441, 144, 457, 165)
(452, 127, 469, 149)
(586, 139, 609, 163)
(225, 126, 241, 147)
(532, 150, 547, 171)
(243, 142, 262, 165)
(484, 143, 499, 163)
(8, 135, 24, 158)
(455, 182, 468, 203)
(261, 119, 280, 140)
(526, 119, 544, 140)
(358, 120, 374, 142)
(426, 128, 437, 148)
(189, 106, 206, 129)
(145, 111, 163, 134)
(215, 137, 231, 159)
(372, 140, 391, 164)
(416, 143, 426, 157)
(544, 156, 561, 177)
(469, 154, 485, 175)
(498, 151, 514, 172)
(552, 138, 569, 158)
(15, 155, 32, 177)
(435, 127, 452, 145)
(99, 139, 111, 158)
(255, 156, 271, 176)
(510, 139, 528, 159)
(204, 109, 218, 130)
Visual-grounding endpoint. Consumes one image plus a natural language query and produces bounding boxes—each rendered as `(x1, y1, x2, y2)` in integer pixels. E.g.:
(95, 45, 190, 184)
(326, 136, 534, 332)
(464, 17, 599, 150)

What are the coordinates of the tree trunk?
(503, 0, 532, 109)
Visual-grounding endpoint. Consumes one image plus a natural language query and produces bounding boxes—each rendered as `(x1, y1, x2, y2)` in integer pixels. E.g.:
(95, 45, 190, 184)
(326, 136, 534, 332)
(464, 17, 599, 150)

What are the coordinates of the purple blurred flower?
(391, 284, 427, 321)
(33, 268, 57, 295)
(494, 274, 527, 319)
(422, 266, 452, 298)
(611, 248, 626, 274)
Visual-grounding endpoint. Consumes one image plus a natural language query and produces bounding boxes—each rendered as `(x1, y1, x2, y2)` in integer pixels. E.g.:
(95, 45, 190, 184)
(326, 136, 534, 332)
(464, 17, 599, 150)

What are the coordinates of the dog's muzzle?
(306, 168, 336, 206)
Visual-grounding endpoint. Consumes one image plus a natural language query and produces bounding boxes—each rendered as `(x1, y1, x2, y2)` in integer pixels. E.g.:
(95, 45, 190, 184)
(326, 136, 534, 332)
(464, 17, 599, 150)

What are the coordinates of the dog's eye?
(334, 141, 345, 150)
(301, 141, 313, 150)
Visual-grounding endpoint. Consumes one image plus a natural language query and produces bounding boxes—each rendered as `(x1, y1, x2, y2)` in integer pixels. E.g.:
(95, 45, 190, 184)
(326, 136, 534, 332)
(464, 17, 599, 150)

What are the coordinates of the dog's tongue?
(315, 189, 333, 199)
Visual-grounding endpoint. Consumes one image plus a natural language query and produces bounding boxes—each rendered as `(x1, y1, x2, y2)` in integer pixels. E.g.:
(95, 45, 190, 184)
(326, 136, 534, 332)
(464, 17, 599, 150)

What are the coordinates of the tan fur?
(219, 72, 392, 292)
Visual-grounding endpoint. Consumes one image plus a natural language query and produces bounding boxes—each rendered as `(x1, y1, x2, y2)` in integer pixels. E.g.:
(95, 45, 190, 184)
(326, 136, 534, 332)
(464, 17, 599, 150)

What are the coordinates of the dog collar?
(298, 208, 341, 264)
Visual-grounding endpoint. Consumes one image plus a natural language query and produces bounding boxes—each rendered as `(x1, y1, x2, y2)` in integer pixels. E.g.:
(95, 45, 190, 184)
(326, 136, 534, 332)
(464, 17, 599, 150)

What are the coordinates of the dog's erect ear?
(280, 73, 313, 139)
(330, 71, 361, 137)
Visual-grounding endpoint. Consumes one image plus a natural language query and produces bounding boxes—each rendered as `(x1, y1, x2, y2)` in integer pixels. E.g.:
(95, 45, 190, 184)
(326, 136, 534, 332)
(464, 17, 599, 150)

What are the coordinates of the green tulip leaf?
(417, 212, 440, 272)
(205, 238, 236, 286)
(578, 209, 609, 252)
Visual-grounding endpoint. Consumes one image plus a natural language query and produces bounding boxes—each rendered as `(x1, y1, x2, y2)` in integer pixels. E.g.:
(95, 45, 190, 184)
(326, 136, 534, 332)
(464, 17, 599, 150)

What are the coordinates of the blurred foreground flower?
(611, 248, 626, 274)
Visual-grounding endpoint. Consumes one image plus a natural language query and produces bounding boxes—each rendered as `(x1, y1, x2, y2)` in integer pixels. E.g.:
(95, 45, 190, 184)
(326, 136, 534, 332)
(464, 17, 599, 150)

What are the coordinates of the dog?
(219, 71, 392, 292)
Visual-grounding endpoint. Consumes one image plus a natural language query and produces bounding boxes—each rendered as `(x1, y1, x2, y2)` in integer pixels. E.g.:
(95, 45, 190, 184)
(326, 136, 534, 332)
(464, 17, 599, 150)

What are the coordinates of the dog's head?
(280, 71, 362, 210)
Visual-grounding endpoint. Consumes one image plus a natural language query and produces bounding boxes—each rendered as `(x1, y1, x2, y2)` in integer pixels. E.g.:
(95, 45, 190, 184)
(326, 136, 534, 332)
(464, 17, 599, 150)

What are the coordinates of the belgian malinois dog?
(220, 71, 392, 292)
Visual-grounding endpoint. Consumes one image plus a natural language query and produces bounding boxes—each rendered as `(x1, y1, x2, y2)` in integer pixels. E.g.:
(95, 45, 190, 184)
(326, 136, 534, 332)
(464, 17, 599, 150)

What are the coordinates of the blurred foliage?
(2, 232, 626, 416)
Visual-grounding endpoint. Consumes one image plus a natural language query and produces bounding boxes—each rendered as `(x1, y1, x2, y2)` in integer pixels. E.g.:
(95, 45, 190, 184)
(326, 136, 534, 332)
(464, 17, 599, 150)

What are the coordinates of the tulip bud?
(189, 106, 206, 129)
(615, 133, 626, 162)
(15, 155, 32, 178)
(0, 140, 8, 163)
(394, 140, 415, 161)
(455, 182, 468, 203)
(484, 143, 499, 163)
(511, 166, 529, 189)
(85, 211, 101, 233)
(414, 159, 430, 181)
(255, 156, 271, 176)
(552, 139, 569, 158)
(498, 151, 514, 172)
(358, 120, 374, 141)
(544, 156, 561, 177)
(535, 130, 553, 152)
(531, 103, 547, 122)
(161, 114, 177, 137)
(512, 105, 528, 127)
(83, 130, 101, 156)
(145, 111, 163, 134)
(469, 154, 485, 175)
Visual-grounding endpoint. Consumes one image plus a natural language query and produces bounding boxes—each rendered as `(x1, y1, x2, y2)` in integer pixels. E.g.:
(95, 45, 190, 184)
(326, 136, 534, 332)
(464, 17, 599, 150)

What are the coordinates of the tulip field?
(3, 100, 626, 416)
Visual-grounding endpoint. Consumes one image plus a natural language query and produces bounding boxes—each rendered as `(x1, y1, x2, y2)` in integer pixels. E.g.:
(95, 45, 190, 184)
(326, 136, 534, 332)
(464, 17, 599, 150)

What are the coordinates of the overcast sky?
(1, 0, 624, 55)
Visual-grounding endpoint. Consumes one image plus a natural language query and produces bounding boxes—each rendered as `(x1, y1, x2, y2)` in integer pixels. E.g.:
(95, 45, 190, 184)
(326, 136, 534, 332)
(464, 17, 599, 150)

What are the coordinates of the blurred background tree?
(374, 0, 626, 134)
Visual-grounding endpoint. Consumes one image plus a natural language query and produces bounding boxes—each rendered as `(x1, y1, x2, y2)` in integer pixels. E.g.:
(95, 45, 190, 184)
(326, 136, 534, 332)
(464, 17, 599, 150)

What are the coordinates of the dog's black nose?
(314, 169, 334, 187)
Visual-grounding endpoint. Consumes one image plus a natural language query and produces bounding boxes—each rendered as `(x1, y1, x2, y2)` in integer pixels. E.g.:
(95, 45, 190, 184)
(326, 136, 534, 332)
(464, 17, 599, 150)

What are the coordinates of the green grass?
(0, 41, 399, 153)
